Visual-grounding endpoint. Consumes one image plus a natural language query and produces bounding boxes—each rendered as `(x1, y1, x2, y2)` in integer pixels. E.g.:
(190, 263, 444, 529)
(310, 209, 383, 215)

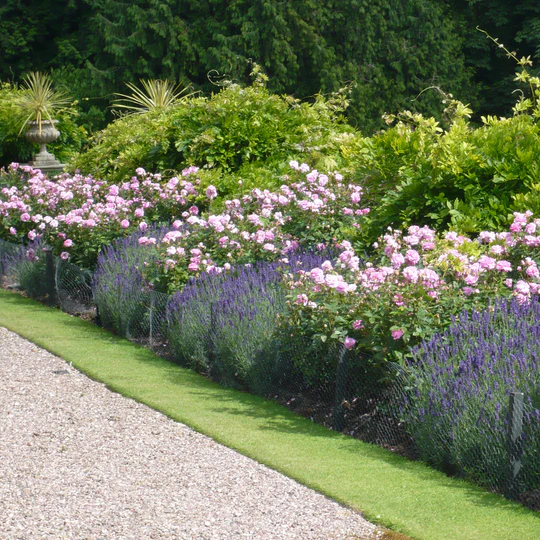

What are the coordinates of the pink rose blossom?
(479, 255, 496, 270)
(321, 260, 333, 271)
(352, 319, 364, 330)
(495, 260, 512, 272)
(391, 329, 404, 340)
(402, 266, 419, 284)
(405, 249, 420, 265)
(343, 336, 356, 350)
(350, 192, 361, 204)
(391, 253, 405, 268)
(205, 185, 218, 200)
(515, 280, 531, 296)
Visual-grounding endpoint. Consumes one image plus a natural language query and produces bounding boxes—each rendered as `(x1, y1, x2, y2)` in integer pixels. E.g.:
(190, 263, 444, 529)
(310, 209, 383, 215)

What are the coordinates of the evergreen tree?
(80, 0, 475, 131)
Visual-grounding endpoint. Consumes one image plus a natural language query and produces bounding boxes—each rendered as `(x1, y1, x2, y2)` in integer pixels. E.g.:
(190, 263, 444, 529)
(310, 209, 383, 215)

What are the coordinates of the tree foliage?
(0, 0, 478, 132)
(3, 1, 540, 131)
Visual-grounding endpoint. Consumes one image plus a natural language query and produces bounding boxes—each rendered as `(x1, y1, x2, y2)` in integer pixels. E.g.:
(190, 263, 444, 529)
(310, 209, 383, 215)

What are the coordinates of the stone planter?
(24, 120, 63, 171)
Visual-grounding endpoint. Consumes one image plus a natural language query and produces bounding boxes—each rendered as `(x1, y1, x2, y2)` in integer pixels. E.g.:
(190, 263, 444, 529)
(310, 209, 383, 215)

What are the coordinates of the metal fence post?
(208, 302, 217, 368)
(333, 344, 349, 432)
(505, 391, 524, 500)
(149, 291, 155, 348)
(43, 247, 57, 305)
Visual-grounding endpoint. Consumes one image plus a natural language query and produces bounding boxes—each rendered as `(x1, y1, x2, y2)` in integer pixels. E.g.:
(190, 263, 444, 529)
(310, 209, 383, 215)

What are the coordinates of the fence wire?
(0, 237, 538, 511)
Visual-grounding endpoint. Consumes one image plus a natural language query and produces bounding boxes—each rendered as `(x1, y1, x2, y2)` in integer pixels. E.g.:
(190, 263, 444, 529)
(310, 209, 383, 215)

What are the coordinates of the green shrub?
(342, 102, 540, 246)
(69, 79, 356, 197)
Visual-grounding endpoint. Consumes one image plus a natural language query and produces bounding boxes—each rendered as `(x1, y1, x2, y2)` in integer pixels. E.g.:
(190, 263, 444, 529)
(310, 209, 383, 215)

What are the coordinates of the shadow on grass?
(169, 380, 538, 517)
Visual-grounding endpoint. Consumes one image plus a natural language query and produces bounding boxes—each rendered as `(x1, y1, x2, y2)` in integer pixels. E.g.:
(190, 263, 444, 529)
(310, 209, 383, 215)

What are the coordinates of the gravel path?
(0, 326, 380, 539)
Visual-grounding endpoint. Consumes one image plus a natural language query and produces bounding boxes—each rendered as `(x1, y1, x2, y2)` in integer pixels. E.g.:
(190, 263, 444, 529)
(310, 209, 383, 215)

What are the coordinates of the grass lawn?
(0, 288, 538, 539)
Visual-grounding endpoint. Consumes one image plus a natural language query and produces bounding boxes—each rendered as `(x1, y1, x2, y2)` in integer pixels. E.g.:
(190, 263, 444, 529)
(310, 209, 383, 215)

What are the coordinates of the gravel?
(0, 326, 380, 539)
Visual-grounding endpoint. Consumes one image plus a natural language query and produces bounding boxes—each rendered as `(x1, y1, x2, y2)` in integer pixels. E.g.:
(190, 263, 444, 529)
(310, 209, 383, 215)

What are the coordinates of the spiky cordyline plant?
(113, 79, 195, 114)
(15, 72, 71, 134)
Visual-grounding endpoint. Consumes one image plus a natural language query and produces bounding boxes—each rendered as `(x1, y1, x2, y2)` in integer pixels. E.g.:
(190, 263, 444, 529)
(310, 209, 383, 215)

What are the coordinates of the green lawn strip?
(1, 289, 538, 540)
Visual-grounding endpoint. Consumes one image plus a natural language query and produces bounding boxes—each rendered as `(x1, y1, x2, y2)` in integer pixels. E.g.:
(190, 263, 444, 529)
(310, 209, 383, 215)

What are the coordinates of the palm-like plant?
(112, 79, 195, 114)
(14, 72, 71, 134)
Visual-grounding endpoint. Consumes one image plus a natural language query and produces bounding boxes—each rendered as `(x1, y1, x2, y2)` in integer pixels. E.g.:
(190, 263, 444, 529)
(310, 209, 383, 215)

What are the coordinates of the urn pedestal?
(24, 120, 64, 172)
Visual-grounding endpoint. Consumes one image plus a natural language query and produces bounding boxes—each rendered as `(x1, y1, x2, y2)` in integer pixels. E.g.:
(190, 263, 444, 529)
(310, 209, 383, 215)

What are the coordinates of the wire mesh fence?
(0, 237, 539, 510)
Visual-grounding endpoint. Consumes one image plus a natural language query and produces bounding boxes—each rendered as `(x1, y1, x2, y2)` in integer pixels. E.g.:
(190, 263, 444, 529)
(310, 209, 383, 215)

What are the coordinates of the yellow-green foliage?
(343, 102, 540, 244)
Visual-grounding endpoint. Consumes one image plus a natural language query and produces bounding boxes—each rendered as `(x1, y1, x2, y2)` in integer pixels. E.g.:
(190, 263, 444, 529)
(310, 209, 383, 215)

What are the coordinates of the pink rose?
(310, 268, 325, 284)
(405, 249, 420, 265)
(391, 329, 404, 340)
(496, 260, 512, 273)
(352, 319, 364, 330)
(205, 185, 217, 200)
(343, 336, 356, 350)
(391, 253, 405, 268)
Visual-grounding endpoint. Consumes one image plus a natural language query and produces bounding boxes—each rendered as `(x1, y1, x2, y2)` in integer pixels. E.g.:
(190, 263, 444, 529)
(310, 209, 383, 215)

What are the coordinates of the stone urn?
(24, 120, 63, 170)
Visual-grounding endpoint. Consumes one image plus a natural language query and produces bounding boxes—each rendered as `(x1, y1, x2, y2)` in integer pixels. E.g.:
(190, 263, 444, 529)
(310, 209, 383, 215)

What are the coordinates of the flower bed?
(1, 162, 540, 506)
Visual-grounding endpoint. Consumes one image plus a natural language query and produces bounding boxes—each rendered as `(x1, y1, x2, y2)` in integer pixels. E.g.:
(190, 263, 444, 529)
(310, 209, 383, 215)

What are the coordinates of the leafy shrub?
(341, 61, 540, 245)
(284, 210, 540, 383)
(127, 165, 368, 293)
(0, 165, 201, 268)
(69, 80, 355, 196)
(404, 297, 540, 494)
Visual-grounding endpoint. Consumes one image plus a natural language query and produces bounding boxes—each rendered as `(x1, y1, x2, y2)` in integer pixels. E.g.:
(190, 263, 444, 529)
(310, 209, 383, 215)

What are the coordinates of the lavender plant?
(0, 237, 48, 298)
(166, 252, 329, 390)
(93, 226, 168, 337)
(404, 298, 540, 495)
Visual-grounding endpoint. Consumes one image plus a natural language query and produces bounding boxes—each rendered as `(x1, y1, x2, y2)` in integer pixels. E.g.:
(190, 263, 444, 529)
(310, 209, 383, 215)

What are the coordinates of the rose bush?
(284, 211, 540, 371)
(113, 163, 369, 293)
(0, 164, 202, 267)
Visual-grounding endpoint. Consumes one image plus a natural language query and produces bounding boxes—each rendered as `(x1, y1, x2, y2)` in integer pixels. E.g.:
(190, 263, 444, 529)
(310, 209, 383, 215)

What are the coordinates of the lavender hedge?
(166, 252, 329, 391)
(0, 237, 49, 298)
(93, 226, 169, 337)
(405, 298, 540, 495)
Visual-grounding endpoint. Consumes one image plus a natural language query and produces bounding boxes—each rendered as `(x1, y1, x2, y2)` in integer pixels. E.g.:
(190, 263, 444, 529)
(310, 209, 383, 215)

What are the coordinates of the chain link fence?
(0, 237, 538, 510)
